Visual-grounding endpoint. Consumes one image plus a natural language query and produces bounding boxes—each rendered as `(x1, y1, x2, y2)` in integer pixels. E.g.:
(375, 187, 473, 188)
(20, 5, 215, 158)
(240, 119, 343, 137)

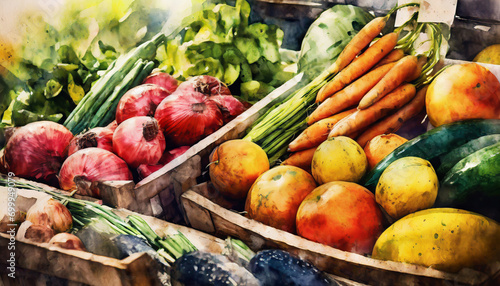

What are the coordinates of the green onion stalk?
(0, 176, 196, 264)
(243, 3, 422, 165)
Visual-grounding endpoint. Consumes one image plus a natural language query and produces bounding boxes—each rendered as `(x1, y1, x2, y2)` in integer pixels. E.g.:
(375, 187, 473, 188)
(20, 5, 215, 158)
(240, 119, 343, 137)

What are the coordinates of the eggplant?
(248, 249, 337, 286)
(111, 234, 169, 267)
(171, 251, 260, 286)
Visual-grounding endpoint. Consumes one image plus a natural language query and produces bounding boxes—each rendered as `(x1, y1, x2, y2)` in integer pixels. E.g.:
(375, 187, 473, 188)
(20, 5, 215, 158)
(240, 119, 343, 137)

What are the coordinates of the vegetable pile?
(1, 177, 340, 285)
(202, 1, 500, 277)
(158, 0, 295, 102)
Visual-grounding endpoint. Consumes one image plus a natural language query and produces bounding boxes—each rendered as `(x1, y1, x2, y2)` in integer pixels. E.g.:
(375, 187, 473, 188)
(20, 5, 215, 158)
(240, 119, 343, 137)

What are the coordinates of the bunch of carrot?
(283, 11, 446, 171)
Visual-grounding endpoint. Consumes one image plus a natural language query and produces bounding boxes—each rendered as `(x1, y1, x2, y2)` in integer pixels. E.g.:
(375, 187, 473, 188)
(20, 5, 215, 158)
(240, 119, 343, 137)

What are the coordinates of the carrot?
(307, 62, 397, 125)
(358, 55, 419, 109)
(328, 83, 417, 138)
(281, 147, 317, 172)
(316, 32, 400, 103)
(356, 85, 428, 147)
(373, 49, 405, 68)
(289, 108, 357, 152)
(325, 16, 389, 75)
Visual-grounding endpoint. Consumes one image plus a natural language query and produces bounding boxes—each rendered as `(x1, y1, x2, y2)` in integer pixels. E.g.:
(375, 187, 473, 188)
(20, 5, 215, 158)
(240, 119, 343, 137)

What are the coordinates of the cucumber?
(435, 134, 500, 178)
(361, 119, 500, 190)
(436, 142, 500, 205)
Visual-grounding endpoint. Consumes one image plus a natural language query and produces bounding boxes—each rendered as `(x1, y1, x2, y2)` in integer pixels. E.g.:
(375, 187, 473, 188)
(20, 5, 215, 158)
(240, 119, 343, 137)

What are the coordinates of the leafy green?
(157, 0, 295, 102)
(0, 0, 193, 128)
(297, 5, 374, 80)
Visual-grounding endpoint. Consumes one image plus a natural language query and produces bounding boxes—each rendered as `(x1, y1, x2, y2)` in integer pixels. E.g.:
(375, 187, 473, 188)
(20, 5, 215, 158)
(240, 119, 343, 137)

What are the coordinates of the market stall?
(1, 0, 499, 285)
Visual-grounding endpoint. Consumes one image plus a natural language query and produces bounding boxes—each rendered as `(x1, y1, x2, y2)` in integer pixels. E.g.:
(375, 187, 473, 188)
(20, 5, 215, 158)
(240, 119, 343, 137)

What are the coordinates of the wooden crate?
(181, 185, 500, 286)
(0, 188, 222, 285)
(1, 188, 363, 286)
(90, 72, 305, 223)
(0, 233, 161, 286)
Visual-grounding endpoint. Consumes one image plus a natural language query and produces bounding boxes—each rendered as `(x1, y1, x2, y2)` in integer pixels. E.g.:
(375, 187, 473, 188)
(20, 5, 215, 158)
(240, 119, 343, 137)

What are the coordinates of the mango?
(311, 136, 367, 184)
(372, 208, 500, 272)
(209, 139, 269, 200)
(376, 156, 438, 219)
(245, 165, 317, 233)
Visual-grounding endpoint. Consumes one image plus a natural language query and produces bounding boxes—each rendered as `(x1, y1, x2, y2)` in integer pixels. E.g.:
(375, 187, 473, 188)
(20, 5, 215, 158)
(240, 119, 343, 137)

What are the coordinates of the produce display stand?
(181, 186, 500, 286)
(90, 73, 306, 223)
(1, 188, 363, 286)
(0, 232, 160, 286)
(167, 60, 499, 286)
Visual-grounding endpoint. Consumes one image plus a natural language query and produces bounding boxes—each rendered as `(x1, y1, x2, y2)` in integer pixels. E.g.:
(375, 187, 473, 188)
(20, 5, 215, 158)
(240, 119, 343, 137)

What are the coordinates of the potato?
(311, 136, 367, 184)
(376, 157, 438, 219)
(372, 208, 500, 272)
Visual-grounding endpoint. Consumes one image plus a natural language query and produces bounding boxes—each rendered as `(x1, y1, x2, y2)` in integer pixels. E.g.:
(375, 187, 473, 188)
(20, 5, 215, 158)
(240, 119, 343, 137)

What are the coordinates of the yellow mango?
(372, 208, 500, 273)
(376, 156, 438, 219)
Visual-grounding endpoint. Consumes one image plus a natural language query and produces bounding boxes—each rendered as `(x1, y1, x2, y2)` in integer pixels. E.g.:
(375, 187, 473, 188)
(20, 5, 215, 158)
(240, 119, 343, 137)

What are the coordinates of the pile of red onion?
(3, 72, 247, 196)
(4, 121, 73, 186)
(155, 75, 246, 147)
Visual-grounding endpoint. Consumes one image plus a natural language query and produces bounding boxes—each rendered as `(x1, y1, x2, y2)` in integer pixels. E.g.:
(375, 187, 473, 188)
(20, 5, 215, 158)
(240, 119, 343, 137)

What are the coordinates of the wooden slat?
(0, 233, 160, 286)
(181, 189, 498, 286)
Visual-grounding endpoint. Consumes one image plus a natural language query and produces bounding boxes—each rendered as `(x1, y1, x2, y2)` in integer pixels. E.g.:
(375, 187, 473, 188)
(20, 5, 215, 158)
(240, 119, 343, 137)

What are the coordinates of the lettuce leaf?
(157, 0, 295, 102)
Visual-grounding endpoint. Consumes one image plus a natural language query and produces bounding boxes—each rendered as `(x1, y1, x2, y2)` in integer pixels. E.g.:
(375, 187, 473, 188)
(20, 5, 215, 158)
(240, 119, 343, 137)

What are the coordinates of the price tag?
(417, 0, 457, 26)
(395, 0, 458, 27)
(395, 0, 420, 27)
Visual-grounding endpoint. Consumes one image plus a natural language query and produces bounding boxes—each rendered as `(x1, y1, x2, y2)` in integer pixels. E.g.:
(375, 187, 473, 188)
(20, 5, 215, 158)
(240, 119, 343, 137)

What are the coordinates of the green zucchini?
(435, 142, 500, 221)
(361, 119, 500, 190)
(437, 142, 500, 204)
(435, 134, 500, 178)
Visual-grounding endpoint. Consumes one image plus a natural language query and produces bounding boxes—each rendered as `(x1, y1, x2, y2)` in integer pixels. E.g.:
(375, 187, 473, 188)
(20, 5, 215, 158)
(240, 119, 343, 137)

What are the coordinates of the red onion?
(5, 121, 73, 186)
(113, 116, 166, 168)
(175, 75, 231, 96)
(155, 92, 224, 147)
(143, 71, 179, 94)
(210, 95, 246, 123)
(67, 127, 114, 157)
(137, 146, 191, 180)
(59, 148, 133, 197)
(106, 120, 119, 132)
(137, 164, 164, 181)
(159, 145, 191, 164)
(116, 84, 172, 124)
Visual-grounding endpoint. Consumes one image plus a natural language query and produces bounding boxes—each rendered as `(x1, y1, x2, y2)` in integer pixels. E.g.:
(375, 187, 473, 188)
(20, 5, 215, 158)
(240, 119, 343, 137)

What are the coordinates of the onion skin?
(159, 146, 191, 165)
(137, 145, 191, 180)
(5, 121, 73, 187)
(137, 164, 164, 180)
(67, 127, 114, 157)
(26, 198, 73, 233)
(106, 120, 119, 132)
(143, 71, 179, 94)
(24, 224, 55, 243)
(113, 117, 166, 168)
(59, 148, 133, 197)
(176, 75, 231, 96)
(155, 92, 224, 147)
(116, 84, 172, 124)
(49, 233, 87, 251)
(210, 95, 246, 123)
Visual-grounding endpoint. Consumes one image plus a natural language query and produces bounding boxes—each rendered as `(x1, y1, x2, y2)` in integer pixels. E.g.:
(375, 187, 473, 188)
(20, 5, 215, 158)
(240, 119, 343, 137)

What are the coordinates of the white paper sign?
(395, 0, 458, 27)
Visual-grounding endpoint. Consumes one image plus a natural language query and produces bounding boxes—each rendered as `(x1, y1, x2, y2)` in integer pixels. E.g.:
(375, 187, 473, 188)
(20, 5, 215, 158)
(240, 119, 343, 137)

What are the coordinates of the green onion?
(0, 176, 197, 264)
